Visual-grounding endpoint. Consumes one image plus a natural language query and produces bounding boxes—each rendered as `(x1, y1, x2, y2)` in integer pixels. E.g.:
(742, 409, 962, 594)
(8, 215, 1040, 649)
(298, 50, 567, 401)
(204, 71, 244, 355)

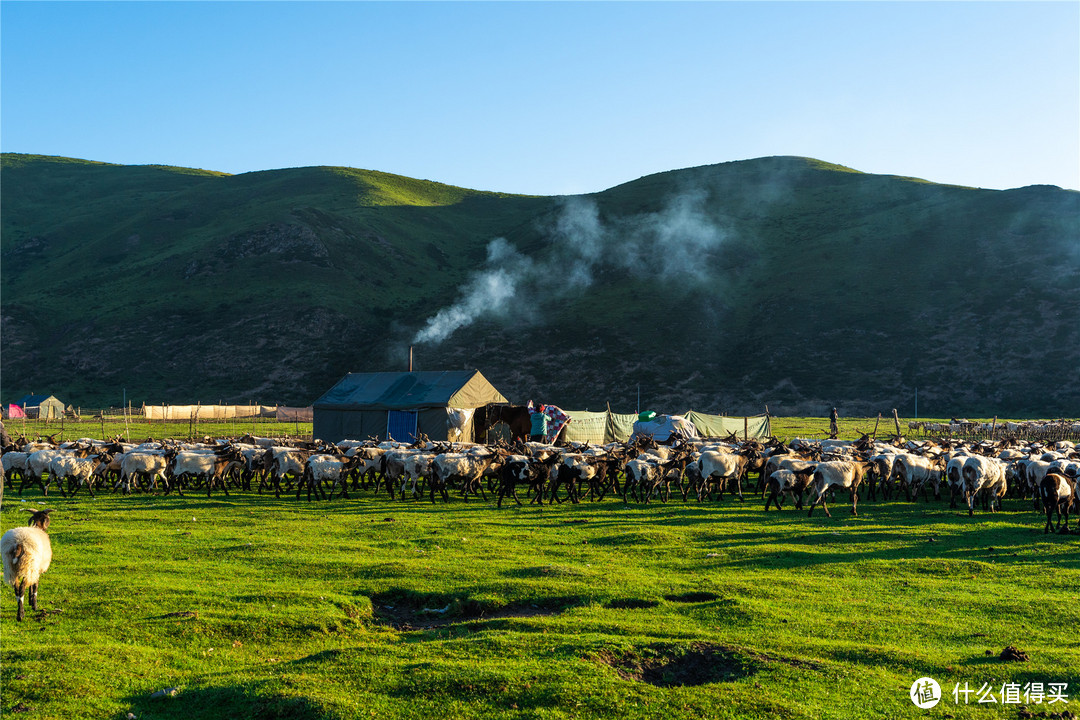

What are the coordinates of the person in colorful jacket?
(530, 404, 549, 443)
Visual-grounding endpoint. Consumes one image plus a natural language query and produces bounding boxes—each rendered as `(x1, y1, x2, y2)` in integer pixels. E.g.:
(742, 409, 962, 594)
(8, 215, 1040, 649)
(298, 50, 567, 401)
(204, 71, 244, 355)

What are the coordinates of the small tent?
(313, 370, 508, 444)
(15, 394, 65, 420)
(630, 414, 699, 443)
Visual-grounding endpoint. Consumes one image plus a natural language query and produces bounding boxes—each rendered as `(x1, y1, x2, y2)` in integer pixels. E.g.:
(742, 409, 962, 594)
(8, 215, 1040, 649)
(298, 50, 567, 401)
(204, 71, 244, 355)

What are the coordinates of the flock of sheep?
(2, 429, 1077, 522)
(2, 430, 1078, 621)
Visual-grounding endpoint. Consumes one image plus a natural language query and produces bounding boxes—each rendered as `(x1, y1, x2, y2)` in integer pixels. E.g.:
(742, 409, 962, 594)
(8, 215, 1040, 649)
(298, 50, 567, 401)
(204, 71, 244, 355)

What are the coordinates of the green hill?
(2, 153, 1077, 417)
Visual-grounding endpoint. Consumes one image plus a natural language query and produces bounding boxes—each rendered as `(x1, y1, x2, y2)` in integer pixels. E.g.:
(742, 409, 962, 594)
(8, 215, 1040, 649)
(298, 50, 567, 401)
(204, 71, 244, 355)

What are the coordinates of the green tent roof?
(313, 370, 507, 411)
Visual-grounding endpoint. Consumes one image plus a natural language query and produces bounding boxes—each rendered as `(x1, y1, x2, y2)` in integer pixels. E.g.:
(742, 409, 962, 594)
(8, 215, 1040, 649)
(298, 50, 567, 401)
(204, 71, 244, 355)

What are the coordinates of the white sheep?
(961, 456, 1008, 516)
(806, 460, 872, 517)
(119, 451, 169, 494)
(2, 508, 53, 621)
(48, 454, 102, 497)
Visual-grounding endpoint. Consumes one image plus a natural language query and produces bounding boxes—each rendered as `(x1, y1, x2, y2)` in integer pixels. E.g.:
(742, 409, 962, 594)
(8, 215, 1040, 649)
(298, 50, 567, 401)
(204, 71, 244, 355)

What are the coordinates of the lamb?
(549, 453, 598, 504)
(943, 455, 970, 508)
(760, 456, 817, 506)
(1039, 472, 1076, 534)
(891, 454, 944, 502)
(763, 468, 816, 511)
(1016, 459, 1053, 505)
(961, 456, 1008, 516)
(431, 449, 498, 503)
(688, 450, 747, 502)
(806, 460, 871, 517)
(622, 456, 661, 503)
(344, 446, 388, 493)
(168, 446, 246, 497)
(48, 454, 103, 497)
(2, 452, 28, 486)
(2, 509, 53, 621)
(119, 451, 170, 494)
(301, 453, 357, 501)
(379, 450, 412, 499)
(263, 447, 311, 498)
(496, 453, 556, 508)
(23, 448, 68, 496)
(398, 451, 437, 500)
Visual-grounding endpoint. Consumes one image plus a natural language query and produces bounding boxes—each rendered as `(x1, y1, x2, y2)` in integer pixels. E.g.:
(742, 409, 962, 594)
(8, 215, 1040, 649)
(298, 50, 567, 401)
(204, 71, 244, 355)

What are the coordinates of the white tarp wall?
(143, 404, 277, 420)
(277, 407, 314, 422)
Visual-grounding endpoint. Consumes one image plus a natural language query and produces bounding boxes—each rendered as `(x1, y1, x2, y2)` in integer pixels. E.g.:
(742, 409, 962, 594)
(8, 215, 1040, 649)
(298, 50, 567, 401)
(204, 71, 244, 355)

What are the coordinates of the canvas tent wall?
(312, 370, 508, 444)
(560, 410, 653, 445)
(685, 411, 771, 440)
(561, 409, 771, 444)
(15, 394, 65, 420)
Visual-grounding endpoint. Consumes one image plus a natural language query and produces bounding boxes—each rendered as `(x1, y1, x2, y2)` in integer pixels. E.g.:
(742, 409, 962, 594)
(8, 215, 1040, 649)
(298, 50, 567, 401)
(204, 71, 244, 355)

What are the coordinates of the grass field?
(1, 475, 1077, 719)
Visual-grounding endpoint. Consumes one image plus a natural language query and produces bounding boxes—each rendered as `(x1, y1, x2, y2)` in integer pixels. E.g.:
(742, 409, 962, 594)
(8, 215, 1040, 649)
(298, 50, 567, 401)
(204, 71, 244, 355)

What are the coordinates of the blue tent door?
(387, 410, 418, 442)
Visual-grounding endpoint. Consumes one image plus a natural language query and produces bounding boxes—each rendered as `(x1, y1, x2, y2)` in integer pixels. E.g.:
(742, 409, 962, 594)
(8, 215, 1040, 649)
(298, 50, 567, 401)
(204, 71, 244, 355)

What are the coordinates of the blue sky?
(2, 1, 1077, 195)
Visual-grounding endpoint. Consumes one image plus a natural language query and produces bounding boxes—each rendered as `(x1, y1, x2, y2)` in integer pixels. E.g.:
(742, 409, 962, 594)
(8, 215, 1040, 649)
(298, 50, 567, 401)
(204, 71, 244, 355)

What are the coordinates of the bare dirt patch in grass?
(368, 588, 578, 630)
(595, 642, 752, 687)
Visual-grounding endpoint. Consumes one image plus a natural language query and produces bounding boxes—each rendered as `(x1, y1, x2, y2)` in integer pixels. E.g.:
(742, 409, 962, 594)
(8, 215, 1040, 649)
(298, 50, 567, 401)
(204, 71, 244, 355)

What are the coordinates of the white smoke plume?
(413, 238, 533, 345)
(412, 189, 731, 345)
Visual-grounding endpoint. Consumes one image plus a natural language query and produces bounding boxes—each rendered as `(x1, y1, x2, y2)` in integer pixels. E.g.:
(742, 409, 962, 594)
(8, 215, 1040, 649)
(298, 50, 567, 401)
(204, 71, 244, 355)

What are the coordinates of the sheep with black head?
(2, 508, 54, 621)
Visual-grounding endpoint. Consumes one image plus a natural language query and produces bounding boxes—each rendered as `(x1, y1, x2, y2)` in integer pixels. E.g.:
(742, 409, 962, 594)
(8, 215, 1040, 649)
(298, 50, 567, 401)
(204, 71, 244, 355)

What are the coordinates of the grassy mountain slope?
(2, 153, 1077, 416)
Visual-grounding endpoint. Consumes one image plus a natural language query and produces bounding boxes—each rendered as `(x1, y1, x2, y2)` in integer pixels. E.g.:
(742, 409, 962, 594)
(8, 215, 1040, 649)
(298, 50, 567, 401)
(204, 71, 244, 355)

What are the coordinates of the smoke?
(412, 238, 533, 344)
(412, 188, 732, 345)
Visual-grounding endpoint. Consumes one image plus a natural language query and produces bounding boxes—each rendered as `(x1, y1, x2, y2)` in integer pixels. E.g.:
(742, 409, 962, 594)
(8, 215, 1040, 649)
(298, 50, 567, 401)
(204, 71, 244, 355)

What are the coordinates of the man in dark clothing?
(829, 408, 839, 438)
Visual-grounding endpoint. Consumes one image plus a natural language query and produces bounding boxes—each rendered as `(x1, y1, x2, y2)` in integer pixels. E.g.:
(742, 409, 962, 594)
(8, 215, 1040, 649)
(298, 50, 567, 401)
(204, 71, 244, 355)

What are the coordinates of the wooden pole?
(873, 413, 881, 440)
(991, 416, 998, 439)
(744, 416, 748, 441)
(892, 409, 901, 437)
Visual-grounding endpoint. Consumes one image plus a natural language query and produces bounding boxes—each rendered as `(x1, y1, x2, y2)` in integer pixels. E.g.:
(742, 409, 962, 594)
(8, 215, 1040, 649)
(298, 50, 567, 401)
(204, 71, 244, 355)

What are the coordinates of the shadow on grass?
(122, 685, 336, 720)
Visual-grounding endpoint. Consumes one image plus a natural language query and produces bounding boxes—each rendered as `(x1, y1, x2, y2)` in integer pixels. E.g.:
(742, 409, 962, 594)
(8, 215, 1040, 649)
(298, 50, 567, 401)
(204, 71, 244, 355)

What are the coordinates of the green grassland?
(2, 480, 1077, 720)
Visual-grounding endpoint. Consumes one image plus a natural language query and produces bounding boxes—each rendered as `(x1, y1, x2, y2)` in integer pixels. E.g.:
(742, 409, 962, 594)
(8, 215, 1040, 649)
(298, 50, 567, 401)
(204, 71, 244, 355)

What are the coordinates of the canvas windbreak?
(561, 411, 609, 444)
(144, 405, 277, 420)
(559, 410, 770, 444)
(685, 411, 771, 440)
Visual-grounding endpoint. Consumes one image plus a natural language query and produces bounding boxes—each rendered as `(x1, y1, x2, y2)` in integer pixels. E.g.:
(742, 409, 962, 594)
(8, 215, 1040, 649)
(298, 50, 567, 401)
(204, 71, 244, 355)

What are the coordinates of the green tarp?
(608, 413, 640, 443)
(686, 411, 771, 440)
(560, 409, 771, 444)
(560, 411, 609, 444)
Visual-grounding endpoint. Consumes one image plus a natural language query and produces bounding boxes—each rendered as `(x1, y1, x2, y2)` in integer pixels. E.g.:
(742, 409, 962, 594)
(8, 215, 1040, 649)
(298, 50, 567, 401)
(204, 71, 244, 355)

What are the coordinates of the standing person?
(530, 404, 549, 443)
(829, 407, 839, 439)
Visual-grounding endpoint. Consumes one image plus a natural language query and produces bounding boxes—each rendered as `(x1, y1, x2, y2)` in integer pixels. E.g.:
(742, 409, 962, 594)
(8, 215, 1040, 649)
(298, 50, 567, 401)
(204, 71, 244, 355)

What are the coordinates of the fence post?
(892, 409, 901, 437)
